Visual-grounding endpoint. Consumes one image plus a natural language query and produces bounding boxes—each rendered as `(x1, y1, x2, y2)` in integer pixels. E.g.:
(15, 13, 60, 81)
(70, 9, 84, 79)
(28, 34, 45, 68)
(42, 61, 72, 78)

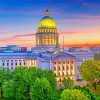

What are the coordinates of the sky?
(0, 0, 100, 48)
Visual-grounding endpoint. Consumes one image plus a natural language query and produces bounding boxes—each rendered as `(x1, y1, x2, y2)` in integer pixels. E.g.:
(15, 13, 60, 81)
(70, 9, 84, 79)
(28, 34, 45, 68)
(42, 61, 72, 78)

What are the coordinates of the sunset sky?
(0, 0, 100, 48)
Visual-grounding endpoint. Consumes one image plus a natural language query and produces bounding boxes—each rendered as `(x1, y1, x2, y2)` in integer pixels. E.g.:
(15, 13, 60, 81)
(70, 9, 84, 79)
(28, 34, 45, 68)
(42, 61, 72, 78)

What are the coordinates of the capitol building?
(0, 10, 93, 81)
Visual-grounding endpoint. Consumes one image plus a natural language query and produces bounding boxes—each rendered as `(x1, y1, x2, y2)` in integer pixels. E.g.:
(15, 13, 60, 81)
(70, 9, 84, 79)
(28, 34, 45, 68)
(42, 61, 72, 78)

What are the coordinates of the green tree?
(0, 67, 11, 99)
(30, 78, 58, 100)
(62, 77, 73, 89)
(74, 86, 97, 100)
(12, 67, 30, 100)
(60, 89, 89, 100)
(2, 80, 15, 99)
(41, 70, 56, 88)
(78, 60, 100, 90)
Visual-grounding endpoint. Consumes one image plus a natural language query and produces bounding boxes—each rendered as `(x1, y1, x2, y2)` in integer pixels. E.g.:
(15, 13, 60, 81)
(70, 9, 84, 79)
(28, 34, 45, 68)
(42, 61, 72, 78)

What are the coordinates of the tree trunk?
(93, 82, 96, 90)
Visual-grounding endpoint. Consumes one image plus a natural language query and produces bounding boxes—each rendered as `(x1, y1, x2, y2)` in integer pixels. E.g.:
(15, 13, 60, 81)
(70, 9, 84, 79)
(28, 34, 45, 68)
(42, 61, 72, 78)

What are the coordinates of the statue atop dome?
(45, 9, 49, 16)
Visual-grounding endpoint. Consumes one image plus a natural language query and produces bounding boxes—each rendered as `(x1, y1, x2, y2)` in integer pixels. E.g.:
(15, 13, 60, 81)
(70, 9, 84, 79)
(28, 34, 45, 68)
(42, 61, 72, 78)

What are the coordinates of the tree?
(12, 67, 31, 100)
(78, 60, 100, 90)
(30, 78, 58, 100)
(41, 70, 56, 88)
(0, 67, 11, 99)
(74, 86, 97, 100)
(2, 80, 15, 99)
(60, 89, 89, 100)
(62, 77, 73, 89)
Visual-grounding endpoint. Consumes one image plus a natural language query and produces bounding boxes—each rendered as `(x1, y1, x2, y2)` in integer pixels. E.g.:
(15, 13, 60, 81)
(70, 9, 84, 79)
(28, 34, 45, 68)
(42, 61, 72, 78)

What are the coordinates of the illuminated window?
(71, 66, 73, 70)
(58, 72, 60, 76)
(63, 61, 65, 64)
(62, 66, 65, 70)
(72, 61, 74, 64)
(59, 78, 61, 82)
(66, 66, 69, 70)
(62, 72, 64, 76)
(70, 71, 72, 75)
(67, 61, 69, 64)
(58, 66, 60, 71)
(54, 61, 56, 64)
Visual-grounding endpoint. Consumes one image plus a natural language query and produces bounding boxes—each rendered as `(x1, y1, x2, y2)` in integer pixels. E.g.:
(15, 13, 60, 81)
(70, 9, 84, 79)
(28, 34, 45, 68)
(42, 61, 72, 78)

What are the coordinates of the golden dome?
(38, 9, 56, 29)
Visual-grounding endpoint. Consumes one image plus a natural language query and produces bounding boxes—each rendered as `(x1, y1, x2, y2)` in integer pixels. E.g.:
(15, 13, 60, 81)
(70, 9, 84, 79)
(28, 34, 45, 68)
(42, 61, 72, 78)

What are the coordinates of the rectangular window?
(11, 63, 13, 66)
(54, 67, 56, 71)
(15, 63, 17, 66)
(72, 61, 74, 64)
(19, 62, 21, 66)
(71, 66, 73, 70)
(58, 66, 60, 71)
(7, 63, 9, 66)
(66, 66, 69, 70)
(62, 66, 65, 70)
(2, 63, 5, 66)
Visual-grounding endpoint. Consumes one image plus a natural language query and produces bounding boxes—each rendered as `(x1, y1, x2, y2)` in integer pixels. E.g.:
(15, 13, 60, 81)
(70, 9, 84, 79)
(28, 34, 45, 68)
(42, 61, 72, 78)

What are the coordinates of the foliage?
(2, 80, 15, 98)
(78, 60, 100, 90)
(62, 78, 73, 89)
(30, 78, 58, 100)
(0, 67, 57, 100)
(41, 70, 56, 88)
(60, 89, 89, 100)
(74, 86, 97, 100)
(0, 67, 11, 99)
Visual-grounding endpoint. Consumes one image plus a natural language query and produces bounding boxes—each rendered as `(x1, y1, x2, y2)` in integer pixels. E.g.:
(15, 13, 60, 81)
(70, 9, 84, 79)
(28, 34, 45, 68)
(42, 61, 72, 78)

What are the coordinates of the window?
(63, 61, 65, 64)
(67, 61, 69, 64)
(66, 66, 69, 70)
(71, 66, 73, 70)
(70, 71, 72, 75)
(62, 72, 64, 76)
(72, 61, 74, 64)
(19, 62, 21, 66)
(11, 67, 13, 70)
(54, 67, 56, 71)
(11, 63, 13, 66)
(58, 66, 60, 71)
(2, 63, 5, 66)
(62, 66, 65, 70)
(7, 63, 9, 66)
(58, 72, 60, 76)
(15, 63, 17, 66)
(59, 78, 61, 82)
(54, 62, 56, 64)
(24, 62, 26, 66)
